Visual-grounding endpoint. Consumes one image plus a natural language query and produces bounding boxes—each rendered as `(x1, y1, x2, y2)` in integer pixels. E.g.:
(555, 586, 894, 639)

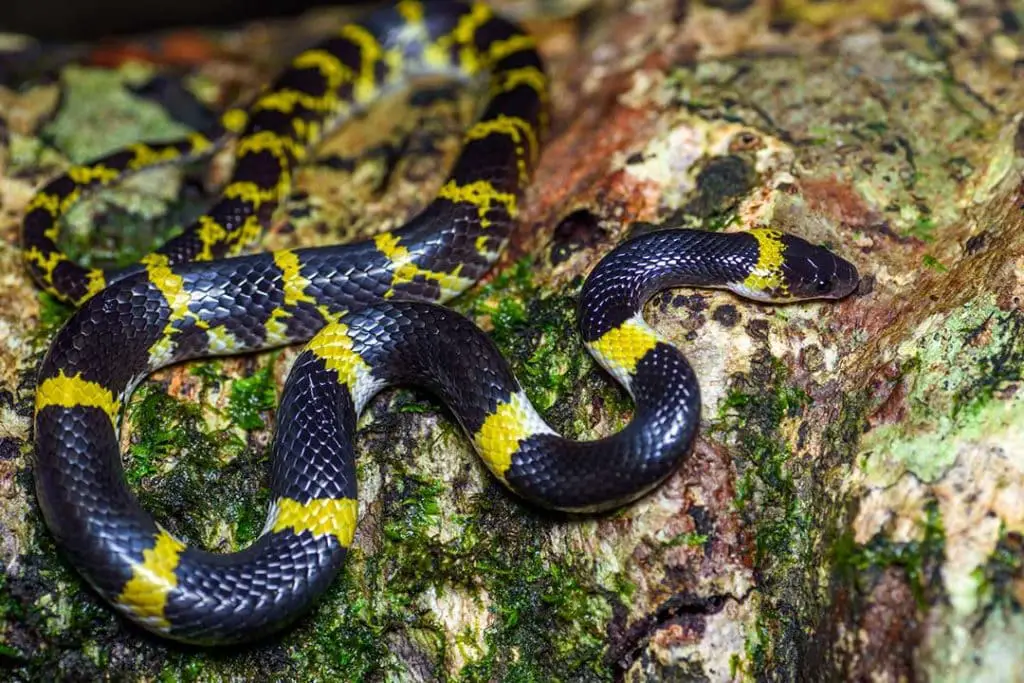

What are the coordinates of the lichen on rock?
(1, 0, 1022, 681)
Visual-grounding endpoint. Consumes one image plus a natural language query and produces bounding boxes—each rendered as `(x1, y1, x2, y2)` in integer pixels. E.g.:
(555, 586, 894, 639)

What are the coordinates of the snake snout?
(825, 253, 860, 300)
(780, 236, 861, 301)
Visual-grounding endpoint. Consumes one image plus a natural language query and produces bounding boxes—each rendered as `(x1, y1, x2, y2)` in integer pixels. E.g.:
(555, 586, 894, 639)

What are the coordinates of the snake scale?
(22, 0, 859, 645)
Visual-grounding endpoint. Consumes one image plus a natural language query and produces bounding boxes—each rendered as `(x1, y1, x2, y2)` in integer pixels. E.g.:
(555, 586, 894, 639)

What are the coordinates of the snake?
(23, 0, 860, 645)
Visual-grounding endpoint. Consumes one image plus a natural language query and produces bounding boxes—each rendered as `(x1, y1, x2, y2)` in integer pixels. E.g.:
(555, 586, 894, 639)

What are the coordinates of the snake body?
(24, 0, 859, 645)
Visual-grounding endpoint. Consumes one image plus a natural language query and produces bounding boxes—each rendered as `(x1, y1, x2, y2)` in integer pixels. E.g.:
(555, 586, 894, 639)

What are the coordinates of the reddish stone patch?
(533, 101, 658, 217)
(499, 97, 661, 274)
(650, 618, 704, 650)
(834, 286, 900, 341)
(852, 567, 921, 681)
(89, 31, 220, 68)
(798, 176, 879, 229)
(658, 439, 750, 596)
(866, 361, 908, 429)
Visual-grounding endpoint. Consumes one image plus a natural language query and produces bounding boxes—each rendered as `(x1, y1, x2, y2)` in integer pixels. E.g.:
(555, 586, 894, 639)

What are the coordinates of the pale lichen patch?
(426, 584, 493, 676)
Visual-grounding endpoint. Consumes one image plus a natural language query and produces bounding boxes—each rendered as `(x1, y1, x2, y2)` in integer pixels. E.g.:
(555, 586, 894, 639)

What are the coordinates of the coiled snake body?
(23, 0, 859, 644)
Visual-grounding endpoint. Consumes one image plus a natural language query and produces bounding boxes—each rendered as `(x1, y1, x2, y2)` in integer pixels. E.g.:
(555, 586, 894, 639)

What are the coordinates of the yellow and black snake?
(23, 0, 859, 645)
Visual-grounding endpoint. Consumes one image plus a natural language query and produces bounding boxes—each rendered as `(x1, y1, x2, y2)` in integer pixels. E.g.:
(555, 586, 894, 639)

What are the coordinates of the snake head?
(731, 229, 860, 302)
(777, 233, 860, 301)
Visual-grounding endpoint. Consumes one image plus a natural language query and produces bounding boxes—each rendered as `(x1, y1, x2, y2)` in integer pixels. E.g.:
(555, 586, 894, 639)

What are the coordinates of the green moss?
(0, 512, 125, 680)
(463, 256, 535, 332)
(663, 531, 709, 548)
(127, 384, 213, 485)
(972, 526, 1024, 611)
(709, 353, 815, 675)
(48, 260, 635, 679)
(458, 258, 631, 433)
(228, 360, 278, 431)
(28, 291, 76, 352)
(289, 547, 395, 682)
(0, 573, 26, 660)
(126, 382, 235, 485)
(393, 394, 436, 413)
(291, 448, 611, 681)
(922, 254, 948, 272)
(233, 486, 272, 547)
(287, 469, 446, 681)
(459, 257, 595, 415)
(906, 216, 936, 241)
(717, 363, 810, 567)
(703, 208, 740, 232)
(456, 494, 611, 682)
(189, 360, 223, 387)
(459, 258, 566, 409)
(833, 501, 946, 608)
(728, 383, 870, 679)
(158, 655, 205, 683)
(35, 291, 74, 331)
(124, 381, 269, 553)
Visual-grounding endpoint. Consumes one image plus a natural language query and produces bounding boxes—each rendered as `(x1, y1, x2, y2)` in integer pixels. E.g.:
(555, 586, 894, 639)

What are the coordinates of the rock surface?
(0, 0, 1022, 680)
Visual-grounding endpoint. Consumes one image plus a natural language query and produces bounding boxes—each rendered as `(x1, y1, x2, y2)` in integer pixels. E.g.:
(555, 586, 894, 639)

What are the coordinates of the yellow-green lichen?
(42, 65, 193, 163)
(861, 295, 1024, 484)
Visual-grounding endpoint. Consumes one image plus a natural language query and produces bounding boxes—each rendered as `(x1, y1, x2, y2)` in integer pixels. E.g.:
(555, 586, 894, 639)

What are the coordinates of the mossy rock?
(1, 1, 1023, 681)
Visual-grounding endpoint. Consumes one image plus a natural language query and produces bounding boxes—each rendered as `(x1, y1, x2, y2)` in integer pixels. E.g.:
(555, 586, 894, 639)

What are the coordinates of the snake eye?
(815, 277, 831, 293)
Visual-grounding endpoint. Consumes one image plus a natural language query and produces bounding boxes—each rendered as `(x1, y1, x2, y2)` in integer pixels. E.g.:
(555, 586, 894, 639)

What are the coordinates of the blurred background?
(0, 0, 361, 41)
